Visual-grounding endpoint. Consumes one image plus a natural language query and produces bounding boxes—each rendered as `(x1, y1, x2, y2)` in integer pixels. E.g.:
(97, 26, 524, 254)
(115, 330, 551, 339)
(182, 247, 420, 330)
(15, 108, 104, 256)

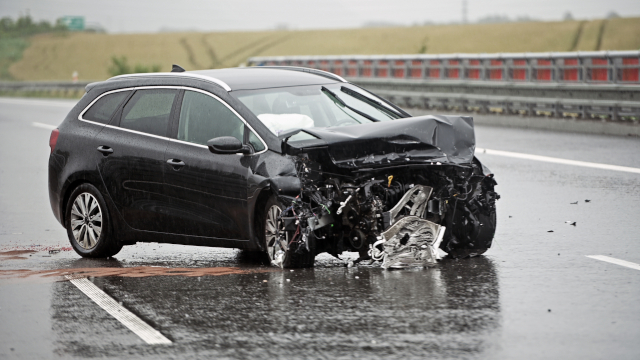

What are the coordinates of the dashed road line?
(32, 122, 57, 130)
(476, 147, 640, 174)
(586, 255, 640, 271)
(65, 275, 172, 345)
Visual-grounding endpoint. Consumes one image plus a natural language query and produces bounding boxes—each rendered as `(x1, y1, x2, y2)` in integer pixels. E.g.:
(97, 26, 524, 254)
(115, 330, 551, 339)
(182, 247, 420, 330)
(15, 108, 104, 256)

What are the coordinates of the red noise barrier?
(249, 51, 640, 84)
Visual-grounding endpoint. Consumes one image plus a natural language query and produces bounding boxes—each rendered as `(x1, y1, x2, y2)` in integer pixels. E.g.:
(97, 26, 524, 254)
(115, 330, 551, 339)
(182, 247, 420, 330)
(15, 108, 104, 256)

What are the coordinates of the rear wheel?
(65, 183, 122, 258)
(261, 196, 315, 268)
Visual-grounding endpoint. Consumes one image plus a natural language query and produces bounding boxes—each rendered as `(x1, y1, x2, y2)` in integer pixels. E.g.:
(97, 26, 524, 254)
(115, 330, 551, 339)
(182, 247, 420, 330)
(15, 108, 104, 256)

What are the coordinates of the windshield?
(231, 84, 404, 136)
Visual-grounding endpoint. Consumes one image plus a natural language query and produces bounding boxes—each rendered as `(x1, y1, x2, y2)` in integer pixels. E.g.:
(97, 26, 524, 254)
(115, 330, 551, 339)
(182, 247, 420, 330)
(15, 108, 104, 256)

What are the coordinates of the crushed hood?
(287, 115, 475, 169)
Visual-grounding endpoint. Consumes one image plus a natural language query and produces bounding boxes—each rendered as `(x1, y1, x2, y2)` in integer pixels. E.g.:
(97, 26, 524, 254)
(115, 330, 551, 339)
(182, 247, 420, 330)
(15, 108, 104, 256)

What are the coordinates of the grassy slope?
(0, 37, 29, 80)
(9, 17, 640, 81)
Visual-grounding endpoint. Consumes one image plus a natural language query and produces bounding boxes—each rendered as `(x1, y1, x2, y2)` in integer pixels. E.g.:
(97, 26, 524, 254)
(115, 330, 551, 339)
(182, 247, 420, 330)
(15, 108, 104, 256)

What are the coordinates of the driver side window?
(178, 90, 245, 146)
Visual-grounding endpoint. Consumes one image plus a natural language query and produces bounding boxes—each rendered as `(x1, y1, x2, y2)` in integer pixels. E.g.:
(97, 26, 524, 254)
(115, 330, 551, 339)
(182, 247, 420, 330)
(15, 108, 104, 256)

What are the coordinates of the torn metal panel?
(377, 216, 444, 269)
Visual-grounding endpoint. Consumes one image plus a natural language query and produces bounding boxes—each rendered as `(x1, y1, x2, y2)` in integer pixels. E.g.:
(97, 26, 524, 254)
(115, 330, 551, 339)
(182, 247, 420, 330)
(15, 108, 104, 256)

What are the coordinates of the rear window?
(83, 91, 130, 124)
(120, 89, 178, 137)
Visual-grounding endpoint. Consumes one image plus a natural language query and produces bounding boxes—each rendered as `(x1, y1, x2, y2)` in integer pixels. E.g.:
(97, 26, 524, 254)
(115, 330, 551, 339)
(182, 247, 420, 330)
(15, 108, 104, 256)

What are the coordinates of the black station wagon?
(48, 66, 498, 268)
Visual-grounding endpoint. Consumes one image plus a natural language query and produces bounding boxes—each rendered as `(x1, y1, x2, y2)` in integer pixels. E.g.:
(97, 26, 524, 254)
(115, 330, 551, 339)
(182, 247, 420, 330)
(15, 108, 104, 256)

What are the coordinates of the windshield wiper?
(321, 86, 379, 122)
(340, 86, 402, 118)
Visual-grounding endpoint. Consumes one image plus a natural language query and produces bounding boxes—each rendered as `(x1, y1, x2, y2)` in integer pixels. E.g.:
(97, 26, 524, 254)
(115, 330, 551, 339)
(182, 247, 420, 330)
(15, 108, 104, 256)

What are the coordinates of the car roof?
(108, 67, 345, 92)
(191, 67, 345, 91)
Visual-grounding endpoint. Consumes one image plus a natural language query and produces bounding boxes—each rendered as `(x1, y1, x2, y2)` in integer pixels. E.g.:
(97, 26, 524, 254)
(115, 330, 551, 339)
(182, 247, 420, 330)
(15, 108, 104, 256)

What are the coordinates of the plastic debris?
(564, 221, 577, 226)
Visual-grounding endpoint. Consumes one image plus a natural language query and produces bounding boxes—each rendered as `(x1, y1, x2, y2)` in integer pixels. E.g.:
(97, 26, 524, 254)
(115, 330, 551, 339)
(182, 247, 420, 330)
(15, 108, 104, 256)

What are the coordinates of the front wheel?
(261, 196, 315, 268)
(65, 183, 122, 258)
(442, 178, 498, 259)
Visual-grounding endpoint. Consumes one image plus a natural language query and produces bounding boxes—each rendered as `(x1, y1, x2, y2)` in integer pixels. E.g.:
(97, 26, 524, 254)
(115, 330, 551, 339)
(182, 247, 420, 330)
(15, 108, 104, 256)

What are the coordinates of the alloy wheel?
(70, 192, 102, 249)
(265, 204, 286, 261)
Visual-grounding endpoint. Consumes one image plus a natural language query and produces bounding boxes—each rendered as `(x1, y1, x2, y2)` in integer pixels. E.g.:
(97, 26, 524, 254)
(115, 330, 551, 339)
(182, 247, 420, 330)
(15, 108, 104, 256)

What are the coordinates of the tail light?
(49, 129, 60, 153)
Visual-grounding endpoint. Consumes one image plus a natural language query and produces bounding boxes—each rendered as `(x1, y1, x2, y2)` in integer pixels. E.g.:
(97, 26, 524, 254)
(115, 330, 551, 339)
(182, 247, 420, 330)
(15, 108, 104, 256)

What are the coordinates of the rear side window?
(177, 90, 247, 146)
(120, 89, 177, 137)
(83, 91, 130, 124)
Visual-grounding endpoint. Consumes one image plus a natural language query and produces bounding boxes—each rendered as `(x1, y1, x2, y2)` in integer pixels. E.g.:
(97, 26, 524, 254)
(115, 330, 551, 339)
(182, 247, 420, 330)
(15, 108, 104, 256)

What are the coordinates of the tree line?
(0, 15, 67, 38)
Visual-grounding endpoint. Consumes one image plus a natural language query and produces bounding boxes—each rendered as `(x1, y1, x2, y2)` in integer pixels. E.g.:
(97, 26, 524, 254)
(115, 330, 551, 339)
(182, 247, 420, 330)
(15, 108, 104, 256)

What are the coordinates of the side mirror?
(207, 136, 253, 155)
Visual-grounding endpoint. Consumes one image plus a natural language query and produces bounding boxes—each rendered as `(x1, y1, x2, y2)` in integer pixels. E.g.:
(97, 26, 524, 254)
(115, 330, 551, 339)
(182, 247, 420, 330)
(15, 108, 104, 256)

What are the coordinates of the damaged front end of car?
(267, 115, 499, 269)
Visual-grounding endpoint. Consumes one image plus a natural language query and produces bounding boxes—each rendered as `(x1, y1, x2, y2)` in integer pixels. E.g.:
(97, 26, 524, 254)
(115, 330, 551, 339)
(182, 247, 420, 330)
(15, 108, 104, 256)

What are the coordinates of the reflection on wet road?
(48, 257, 499, 359)
(1, 98, 640, 359)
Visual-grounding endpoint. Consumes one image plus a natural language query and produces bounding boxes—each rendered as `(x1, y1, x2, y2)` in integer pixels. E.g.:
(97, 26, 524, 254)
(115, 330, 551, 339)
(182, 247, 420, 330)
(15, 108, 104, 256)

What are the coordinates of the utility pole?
(462, 0, 468, 24)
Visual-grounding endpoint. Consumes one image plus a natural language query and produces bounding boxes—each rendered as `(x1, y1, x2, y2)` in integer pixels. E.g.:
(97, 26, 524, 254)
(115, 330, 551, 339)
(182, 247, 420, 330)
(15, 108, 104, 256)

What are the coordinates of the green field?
(7, 17, 640, 81)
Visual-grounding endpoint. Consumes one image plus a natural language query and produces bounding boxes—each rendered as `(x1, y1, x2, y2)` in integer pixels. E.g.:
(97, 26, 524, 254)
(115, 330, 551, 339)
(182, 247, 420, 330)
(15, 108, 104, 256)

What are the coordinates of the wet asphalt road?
(1, 97, 639, 359)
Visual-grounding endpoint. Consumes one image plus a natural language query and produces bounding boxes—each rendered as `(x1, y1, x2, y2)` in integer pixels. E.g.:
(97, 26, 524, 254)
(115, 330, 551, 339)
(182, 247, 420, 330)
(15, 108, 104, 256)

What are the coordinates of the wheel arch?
(60, 173, 115, 228)
(250, 187, 274, 252)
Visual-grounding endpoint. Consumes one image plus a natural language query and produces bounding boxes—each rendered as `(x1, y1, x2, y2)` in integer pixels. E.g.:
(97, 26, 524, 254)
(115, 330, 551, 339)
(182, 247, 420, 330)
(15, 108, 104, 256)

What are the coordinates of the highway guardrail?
(248, 51, 640, 120)
(248, 51, 640, 85)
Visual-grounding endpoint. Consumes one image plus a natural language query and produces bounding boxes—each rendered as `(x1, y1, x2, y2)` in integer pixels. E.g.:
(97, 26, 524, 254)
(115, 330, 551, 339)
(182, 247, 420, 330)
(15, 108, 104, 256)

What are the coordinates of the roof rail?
(254, 66, 347, 83)
(108, 72, 231, 91)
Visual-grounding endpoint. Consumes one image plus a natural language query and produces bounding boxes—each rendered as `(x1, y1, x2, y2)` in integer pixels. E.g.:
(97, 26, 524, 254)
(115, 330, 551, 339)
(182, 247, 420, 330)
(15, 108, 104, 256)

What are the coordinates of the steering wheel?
(333, 118, 360, 127)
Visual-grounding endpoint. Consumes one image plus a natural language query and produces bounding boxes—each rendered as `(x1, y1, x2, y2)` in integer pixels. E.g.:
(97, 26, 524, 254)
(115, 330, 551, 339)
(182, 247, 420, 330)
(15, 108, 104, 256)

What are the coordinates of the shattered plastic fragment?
(272, 251, 284, 268)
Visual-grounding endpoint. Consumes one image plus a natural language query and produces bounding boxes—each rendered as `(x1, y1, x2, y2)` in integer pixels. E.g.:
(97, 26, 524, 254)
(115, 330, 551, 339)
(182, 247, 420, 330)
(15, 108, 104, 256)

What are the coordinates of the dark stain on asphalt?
(0, 266, 275, 280)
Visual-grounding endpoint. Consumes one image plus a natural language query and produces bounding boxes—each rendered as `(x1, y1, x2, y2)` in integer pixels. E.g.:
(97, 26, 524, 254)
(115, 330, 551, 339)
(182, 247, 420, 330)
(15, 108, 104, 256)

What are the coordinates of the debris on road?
(570, 201, 578, 205)
(585, 199, 591, 203)
(565, 221, 577, 226)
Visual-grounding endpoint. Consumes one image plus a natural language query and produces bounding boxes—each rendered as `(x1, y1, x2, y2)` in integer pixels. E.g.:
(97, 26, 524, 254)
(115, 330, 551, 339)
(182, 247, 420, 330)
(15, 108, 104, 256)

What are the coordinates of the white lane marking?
(0, 97, 76, 108)
(66, 276, 172, 345)
(476, 147, 640, 174)
(586, 255, 640, 271)
(32, 122, 57, 130)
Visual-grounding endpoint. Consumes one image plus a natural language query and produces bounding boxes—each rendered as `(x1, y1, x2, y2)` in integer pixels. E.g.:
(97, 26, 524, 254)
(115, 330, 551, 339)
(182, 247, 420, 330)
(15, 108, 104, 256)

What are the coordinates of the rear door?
(94, 87, 179, 231)
(163, 89, 264, 240)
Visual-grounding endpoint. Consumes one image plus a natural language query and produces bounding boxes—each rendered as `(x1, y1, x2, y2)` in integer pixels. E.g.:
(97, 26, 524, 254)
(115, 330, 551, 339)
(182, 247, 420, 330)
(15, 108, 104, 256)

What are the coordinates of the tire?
(260, 196, 315, 268)
(65, 183, 122, 258)
(442, 178, 498, 259)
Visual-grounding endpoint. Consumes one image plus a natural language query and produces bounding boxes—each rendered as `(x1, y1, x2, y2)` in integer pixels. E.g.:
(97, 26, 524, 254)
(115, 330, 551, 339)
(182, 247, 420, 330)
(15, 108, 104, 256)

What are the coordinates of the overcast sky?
(2, 0, 639, 33)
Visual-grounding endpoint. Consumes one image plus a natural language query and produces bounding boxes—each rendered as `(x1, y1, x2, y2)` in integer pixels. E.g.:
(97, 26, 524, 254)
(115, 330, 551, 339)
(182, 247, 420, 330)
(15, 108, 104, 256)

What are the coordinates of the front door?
(95, 88, 179, 231)
(163, 89, 252, 240)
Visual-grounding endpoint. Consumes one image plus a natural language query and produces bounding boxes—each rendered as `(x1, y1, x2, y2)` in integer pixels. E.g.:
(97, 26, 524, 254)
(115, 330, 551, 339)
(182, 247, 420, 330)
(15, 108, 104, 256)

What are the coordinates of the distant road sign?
(60, 16, 85, 31)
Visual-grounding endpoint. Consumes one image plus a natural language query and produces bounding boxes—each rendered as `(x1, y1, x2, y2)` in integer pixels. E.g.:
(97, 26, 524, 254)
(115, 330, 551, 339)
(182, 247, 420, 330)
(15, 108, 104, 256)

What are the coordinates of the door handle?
(97, 145, 114, 155)
(167, 158, 186, 168)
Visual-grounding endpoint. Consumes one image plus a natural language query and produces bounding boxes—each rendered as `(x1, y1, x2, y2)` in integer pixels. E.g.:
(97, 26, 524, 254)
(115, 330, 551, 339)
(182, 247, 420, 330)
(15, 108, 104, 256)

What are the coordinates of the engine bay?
(269, 154, 499, 269)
